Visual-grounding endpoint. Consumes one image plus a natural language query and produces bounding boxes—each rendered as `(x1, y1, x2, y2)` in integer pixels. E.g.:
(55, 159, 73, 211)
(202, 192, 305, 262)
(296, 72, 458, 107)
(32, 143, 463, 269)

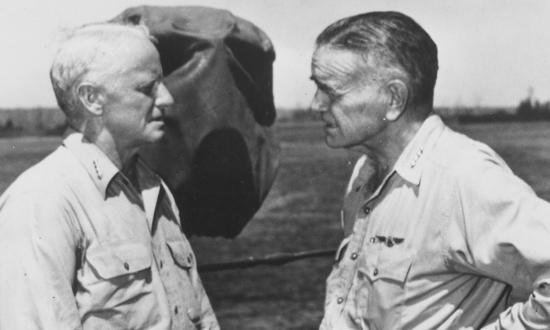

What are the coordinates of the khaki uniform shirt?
(320, 115, 550, 329)
(0, 133, 219, 330)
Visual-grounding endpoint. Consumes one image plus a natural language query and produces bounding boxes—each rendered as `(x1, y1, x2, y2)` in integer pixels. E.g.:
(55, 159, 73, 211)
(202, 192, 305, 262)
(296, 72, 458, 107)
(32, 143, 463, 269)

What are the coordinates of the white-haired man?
(311, 11, 550, 329)
(0, 24, 219, 329)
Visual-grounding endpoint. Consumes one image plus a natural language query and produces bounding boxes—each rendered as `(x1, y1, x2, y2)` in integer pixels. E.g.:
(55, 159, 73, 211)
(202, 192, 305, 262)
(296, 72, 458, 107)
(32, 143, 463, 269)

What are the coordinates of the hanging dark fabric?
(111, 6, 280, 237)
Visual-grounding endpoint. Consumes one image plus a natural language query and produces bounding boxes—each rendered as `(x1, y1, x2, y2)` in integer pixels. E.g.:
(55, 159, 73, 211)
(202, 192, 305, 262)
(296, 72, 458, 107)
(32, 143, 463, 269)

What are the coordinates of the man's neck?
(355, 116, 426, 179)
(82, 127, 137, 170)
(99, 141, 138, 170)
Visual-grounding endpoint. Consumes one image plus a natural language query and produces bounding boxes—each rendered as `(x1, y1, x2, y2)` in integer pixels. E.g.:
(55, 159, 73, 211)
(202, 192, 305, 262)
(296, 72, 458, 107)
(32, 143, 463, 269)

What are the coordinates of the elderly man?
(0, 24, 218, 329)
(311, 11, 550, 329)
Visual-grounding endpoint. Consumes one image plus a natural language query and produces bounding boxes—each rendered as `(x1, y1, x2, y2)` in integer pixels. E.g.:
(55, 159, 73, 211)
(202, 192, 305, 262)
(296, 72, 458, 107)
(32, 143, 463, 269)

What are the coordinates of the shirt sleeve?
(453, 153, 550, 329)
(0, 189, 83, 330)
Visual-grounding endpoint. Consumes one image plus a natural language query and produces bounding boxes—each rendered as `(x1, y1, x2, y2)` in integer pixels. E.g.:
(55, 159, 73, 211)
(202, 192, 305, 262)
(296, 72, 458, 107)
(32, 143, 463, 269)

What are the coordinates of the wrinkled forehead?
(57, 26, 159, 82)
(311, 46, 370, 88)
(97, 35, 162, 83)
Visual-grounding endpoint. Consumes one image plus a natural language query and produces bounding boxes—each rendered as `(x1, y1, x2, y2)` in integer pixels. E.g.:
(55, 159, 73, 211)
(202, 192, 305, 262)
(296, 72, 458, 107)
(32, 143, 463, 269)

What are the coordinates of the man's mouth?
(322, 116, 337, 129)
(149, 116, 164, 122)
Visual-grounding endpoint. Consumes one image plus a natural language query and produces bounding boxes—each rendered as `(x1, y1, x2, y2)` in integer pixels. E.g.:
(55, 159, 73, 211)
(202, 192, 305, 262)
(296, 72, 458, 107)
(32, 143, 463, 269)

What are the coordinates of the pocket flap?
(87, 242, 152, 279)
(377, 252, 413, 282)
(359, 248, 414, 283)
(166, 240, 194, 269)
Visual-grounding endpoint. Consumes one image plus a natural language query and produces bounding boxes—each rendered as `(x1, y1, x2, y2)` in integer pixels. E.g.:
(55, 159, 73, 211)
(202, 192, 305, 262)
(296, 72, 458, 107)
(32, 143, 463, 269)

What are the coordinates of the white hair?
(49, 23, 154, 127)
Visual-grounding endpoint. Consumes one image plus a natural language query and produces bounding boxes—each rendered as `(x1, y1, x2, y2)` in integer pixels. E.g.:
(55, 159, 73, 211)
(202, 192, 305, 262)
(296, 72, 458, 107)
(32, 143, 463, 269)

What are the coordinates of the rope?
(198, 248, 336, 272)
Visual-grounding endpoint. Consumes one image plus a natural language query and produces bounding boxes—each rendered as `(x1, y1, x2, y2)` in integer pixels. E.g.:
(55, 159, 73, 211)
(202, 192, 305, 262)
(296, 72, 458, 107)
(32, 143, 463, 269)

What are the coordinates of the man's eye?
(331, 91, 343, 100)
(324, 89, 340, 100)
(138, 82, 158, 96)
(318, 85, 341, 99)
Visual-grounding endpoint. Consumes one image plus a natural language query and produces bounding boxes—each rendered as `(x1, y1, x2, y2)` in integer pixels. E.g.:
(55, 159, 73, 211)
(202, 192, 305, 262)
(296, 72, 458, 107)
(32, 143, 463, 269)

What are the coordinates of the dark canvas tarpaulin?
(111, 6, 280, 237)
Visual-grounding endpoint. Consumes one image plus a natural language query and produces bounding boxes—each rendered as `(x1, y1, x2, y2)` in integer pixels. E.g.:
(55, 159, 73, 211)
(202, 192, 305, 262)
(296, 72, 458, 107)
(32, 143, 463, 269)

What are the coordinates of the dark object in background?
(112, 6, 280, 238)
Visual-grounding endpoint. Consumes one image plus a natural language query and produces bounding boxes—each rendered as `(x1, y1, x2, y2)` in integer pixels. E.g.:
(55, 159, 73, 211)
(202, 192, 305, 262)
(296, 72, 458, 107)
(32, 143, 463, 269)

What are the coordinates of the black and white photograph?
(1, 0, 550, 329)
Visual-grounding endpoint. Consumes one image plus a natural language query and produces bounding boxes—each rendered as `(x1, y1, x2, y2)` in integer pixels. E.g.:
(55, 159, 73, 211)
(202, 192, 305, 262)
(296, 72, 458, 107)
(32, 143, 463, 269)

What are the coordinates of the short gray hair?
(316, 11, 438, 107)
(49, 23, 153, 127)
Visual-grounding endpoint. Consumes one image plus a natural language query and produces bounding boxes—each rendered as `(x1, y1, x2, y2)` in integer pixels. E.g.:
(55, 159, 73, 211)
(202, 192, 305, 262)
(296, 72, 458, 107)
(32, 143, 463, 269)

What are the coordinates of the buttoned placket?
(342, 141, 429, 325)
(133, 165, 194, 329)
(335, 169, 399, 315)
(113, 165, 190, 327)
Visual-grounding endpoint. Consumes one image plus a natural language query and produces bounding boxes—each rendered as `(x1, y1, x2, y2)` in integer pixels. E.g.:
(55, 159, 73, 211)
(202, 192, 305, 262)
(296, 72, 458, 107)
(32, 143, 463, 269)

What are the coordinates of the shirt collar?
(393, 114, 446, 186)
(62, 132, 120, 198)
(134, 157, 163, 228)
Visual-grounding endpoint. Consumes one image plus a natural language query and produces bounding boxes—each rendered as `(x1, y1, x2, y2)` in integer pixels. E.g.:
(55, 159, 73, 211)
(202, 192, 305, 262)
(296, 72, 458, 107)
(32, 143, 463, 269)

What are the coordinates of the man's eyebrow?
(142, 73, 163, 85)
(310, 76, 332, 92)
(137, 78, 157, 88)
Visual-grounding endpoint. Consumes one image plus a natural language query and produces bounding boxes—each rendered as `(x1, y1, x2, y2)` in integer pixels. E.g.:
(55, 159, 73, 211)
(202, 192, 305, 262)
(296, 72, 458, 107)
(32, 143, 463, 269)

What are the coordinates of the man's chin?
(325, 135, 358, 149)
(325, 136, 344, 149)
(144, 128, 165, 144)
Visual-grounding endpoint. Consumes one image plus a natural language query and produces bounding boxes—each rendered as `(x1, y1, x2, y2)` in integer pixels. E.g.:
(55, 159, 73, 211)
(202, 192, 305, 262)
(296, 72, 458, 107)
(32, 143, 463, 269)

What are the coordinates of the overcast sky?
(1, 0, 549, 109)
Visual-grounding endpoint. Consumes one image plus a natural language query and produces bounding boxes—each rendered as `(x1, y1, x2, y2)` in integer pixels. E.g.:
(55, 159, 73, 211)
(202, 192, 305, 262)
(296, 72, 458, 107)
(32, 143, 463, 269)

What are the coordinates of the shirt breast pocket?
(166, 239, 195, 270)
(356, 247, 414, 322)
(166, 239, 204, 325)
(81, 242, 154, 310)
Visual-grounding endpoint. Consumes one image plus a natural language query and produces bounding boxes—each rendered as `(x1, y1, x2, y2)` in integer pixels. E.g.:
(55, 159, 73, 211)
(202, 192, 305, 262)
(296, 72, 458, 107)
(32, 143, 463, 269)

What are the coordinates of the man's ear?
(385, 79, 409, 121)
(77, 83, 103, 116)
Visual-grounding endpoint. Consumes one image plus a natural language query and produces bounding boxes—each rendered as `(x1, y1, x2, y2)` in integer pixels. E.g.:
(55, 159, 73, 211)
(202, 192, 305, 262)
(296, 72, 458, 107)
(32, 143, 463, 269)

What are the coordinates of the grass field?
(2, 119, 550, 329)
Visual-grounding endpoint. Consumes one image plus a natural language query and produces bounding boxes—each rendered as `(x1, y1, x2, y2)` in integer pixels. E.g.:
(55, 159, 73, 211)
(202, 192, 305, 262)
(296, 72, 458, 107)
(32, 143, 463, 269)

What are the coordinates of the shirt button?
(189, 309, 200, 323)
(123, 262, 130, 271)
(373, 268, 379, 276)
(159, 260, 164, 269)
(363, 206, 371, 214)
(174, 306, 179, 314)
(351, 253, 358, 260)
(337, 297, 344, 304)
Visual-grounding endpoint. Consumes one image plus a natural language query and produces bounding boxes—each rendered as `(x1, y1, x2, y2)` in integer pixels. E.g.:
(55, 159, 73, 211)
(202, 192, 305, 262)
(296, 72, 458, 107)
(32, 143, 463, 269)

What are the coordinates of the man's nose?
(310, 89, 328, 113)
(155, 82, 174, 109)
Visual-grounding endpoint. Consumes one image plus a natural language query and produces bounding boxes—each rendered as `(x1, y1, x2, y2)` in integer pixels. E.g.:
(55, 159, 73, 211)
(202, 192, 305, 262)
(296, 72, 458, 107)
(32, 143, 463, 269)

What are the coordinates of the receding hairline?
(49, 23, 158, 127)
(62, 22, 152, 44)
(313, 43, 408, 89)
(314, 11, 438, 107)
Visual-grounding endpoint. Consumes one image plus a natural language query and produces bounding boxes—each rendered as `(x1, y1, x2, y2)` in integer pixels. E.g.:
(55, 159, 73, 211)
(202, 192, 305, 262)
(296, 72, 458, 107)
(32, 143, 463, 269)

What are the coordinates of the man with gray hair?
(311, 11, 550, 329)
(0, 23, 219, 329)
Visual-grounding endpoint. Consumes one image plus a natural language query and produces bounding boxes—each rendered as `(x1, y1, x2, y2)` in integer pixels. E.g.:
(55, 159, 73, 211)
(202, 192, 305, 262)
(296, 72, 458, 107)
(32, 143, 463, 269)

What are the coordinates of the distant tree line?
(2, 94, 550, 138)
(0, 108, 67, 137)
(278, 94, 550, 125)
(457, 96, 550, 124)
(517, 98, 550, 119)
